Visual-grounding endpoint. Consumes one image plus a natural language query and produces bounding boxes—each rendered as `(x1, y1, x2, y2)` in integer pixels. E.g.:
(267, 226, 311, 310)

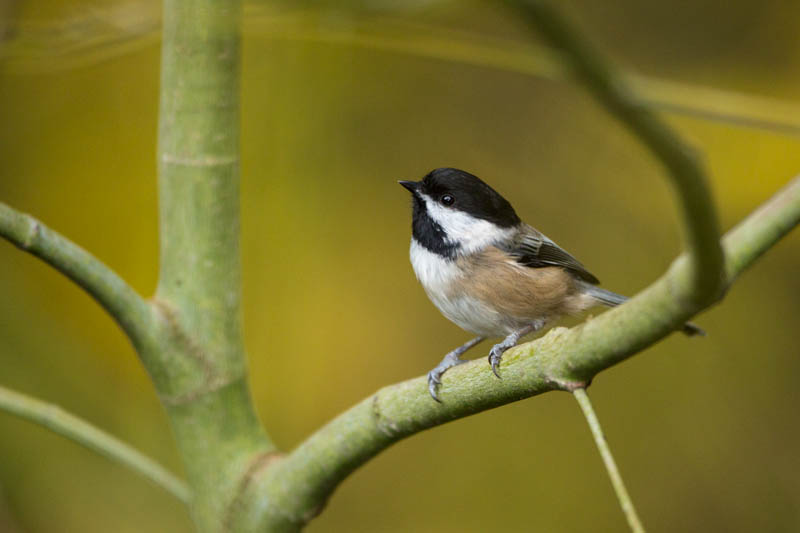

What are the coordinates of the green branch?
(154, 0, 275, 531)
(235, 180, 800, 531)
(0, 384, 190, 503)
(573, 388, 644, 533)
(157, 0, 246, 393)
(0, 202, 206, 396)
(0, 202, 155, 353)
(722, 177, 800, 281)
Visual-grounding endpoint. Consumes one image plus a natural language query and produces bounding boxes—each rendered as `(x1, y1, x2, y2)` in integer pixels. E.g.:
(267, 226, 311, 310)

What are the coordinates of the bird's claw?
(488, 346, 504, 378)
(427, 370, 444, 403)
(427, 355, 469, 402)
(426, 338, 485, 402)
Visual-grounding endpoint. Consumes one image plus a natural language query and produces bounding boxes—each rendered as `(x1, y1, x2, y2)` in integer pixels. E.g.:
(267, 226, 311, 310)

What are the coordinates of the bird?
(399, 167, 704, 402)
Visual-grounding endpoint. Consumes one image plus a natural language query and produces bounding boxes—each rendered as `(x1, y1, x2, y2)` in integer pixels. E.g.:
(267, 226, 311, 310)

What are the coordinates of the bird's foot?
(426, 337, 485, 402)
(487, 321, 544, 378)
(488, 343, 509, 378)
(427, 356, 468, 402)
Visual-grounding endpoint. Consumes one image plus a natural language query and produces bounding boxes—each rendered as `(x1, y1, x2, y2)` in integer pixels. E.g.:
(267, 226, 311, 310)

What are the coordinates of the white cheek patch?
(422, 195, 514, 254)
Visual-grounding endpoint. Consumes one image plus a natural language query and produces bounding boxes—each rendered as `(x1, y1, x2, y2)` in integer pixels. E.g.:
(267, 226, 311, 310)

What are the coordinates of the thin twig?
(0, 384, 190, 503)
(573, 388, 644, 533)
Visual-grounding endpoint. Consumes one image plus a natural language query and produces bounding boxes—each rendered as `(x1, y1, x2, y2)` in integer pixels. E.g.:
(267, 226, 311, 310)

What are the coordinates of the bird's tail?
(578, 283, 705, 337)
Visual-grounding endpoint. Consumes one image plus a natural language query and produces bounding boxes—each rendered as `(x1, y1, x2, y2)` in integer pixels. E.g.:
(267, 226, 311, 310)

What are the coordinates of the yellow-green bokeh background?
(2, 1, 800, 531)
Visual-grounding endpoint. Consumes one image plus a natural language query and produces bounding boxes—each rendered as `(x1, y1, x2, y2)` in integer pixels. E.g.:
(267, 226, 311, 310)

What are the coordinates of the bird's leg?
(488, 320, 545, 378)
(428, 336, 485, 402)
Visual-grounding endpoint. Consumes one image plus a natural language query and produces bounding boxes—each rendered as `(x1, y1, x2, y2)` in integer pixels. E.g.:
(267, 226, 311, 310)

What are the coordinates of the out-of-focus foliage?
(1, 1, 800, 532)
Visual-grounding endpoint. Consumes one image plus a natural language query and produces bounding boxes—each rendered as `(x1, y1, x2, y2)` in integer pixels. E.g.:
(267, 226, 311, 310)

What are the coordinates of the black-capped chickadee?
(400, 167, 703, 402)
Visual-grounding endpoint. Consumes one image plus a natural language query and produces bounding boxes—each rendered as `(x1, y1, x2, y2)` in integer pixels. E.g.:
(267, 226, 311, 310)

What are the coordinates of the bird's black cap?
(407, 168, 521, 228)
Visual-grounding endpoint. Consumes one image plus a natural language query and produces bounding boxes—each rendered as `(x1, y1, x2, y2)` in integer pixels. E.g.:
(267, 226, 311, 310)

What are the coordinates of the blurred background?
(2, 0, 800, 531)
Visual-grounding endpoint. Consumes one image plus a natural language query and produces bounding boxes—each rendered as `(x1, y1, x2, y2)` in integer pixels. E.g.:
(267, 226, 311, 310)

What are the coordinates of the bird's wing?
(504, 225, 600, 284)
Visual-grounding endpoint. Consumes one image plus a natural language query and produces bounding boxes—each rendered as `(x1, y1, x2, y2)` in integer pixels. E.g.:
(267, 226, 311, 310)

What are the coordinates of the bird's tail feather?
(579, 283, 705, 337)
(581, 284, 627, 307)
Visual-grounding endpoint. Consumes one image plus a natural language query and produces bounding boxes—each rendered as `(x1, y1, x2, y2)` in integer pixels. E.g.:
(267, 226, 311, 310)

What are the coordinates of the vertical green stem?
(157, 0, 245, 385)
(573, 389, 645, 533)
(156, 0, 274, 530)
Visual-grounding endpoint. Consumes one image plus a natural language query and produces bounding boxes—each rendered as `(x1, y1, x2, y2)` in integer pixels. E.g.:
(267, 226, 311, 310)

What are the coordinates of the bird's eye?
(440, 194, 455, 206)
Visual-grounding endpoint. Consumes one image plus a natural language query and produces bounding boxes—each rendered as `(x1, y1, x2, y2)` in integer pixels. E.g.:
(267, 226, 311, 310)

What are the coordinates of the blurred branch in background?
(0, 0, 160, 71)
(0, 384, 190, 503)
(2, 4, 800, 136)
(245, 9, 800, 137)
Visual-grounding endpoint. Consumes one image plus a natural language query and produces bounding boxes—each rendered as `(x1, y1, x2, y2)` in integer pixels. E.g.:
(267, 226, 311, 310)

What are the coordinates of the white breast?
(409, 238, 510, 336)
(409, 239, 461, 291)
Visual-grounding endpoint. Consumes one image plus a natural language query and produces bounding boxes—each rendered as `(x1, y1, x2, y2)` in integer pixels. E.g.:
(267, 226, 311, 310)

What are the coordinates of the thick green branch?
(503, 0, 725, 305)
(0, 384, 190, 503)
(236, 175, 800, 531)
(155, 0, 274, 531)
(0, 202, 155, 353)
(573, 388, 644, 533)
(157, 0, 246, 392)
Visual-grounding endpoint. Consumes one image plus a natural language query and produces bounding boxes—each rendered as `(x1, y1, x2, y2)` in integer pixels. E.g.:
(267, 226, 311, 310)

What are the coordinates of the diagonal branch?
(722, 177, 800, 282)
(0, 202, 156, 352)
(238, 177, 800, 531)
(0, 384, 190, 503)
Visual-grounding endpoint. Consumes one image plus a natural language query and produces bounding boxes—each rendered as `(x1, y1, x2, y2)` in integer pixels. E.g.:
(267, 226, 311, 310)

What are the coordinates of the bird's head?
(399, 168, 520, 257)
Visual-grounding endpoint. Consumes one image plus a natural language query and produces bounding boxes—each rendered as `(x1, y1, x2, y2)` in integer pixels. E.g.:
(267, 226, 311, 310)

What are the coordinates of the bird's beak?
(398, 180, 420, 193)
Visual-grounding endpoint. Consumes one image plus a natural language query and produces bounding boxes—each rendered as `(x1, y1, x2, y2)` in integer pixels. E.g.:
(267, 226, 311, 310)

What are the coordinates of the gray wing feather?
(505, 226, 600, 284)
